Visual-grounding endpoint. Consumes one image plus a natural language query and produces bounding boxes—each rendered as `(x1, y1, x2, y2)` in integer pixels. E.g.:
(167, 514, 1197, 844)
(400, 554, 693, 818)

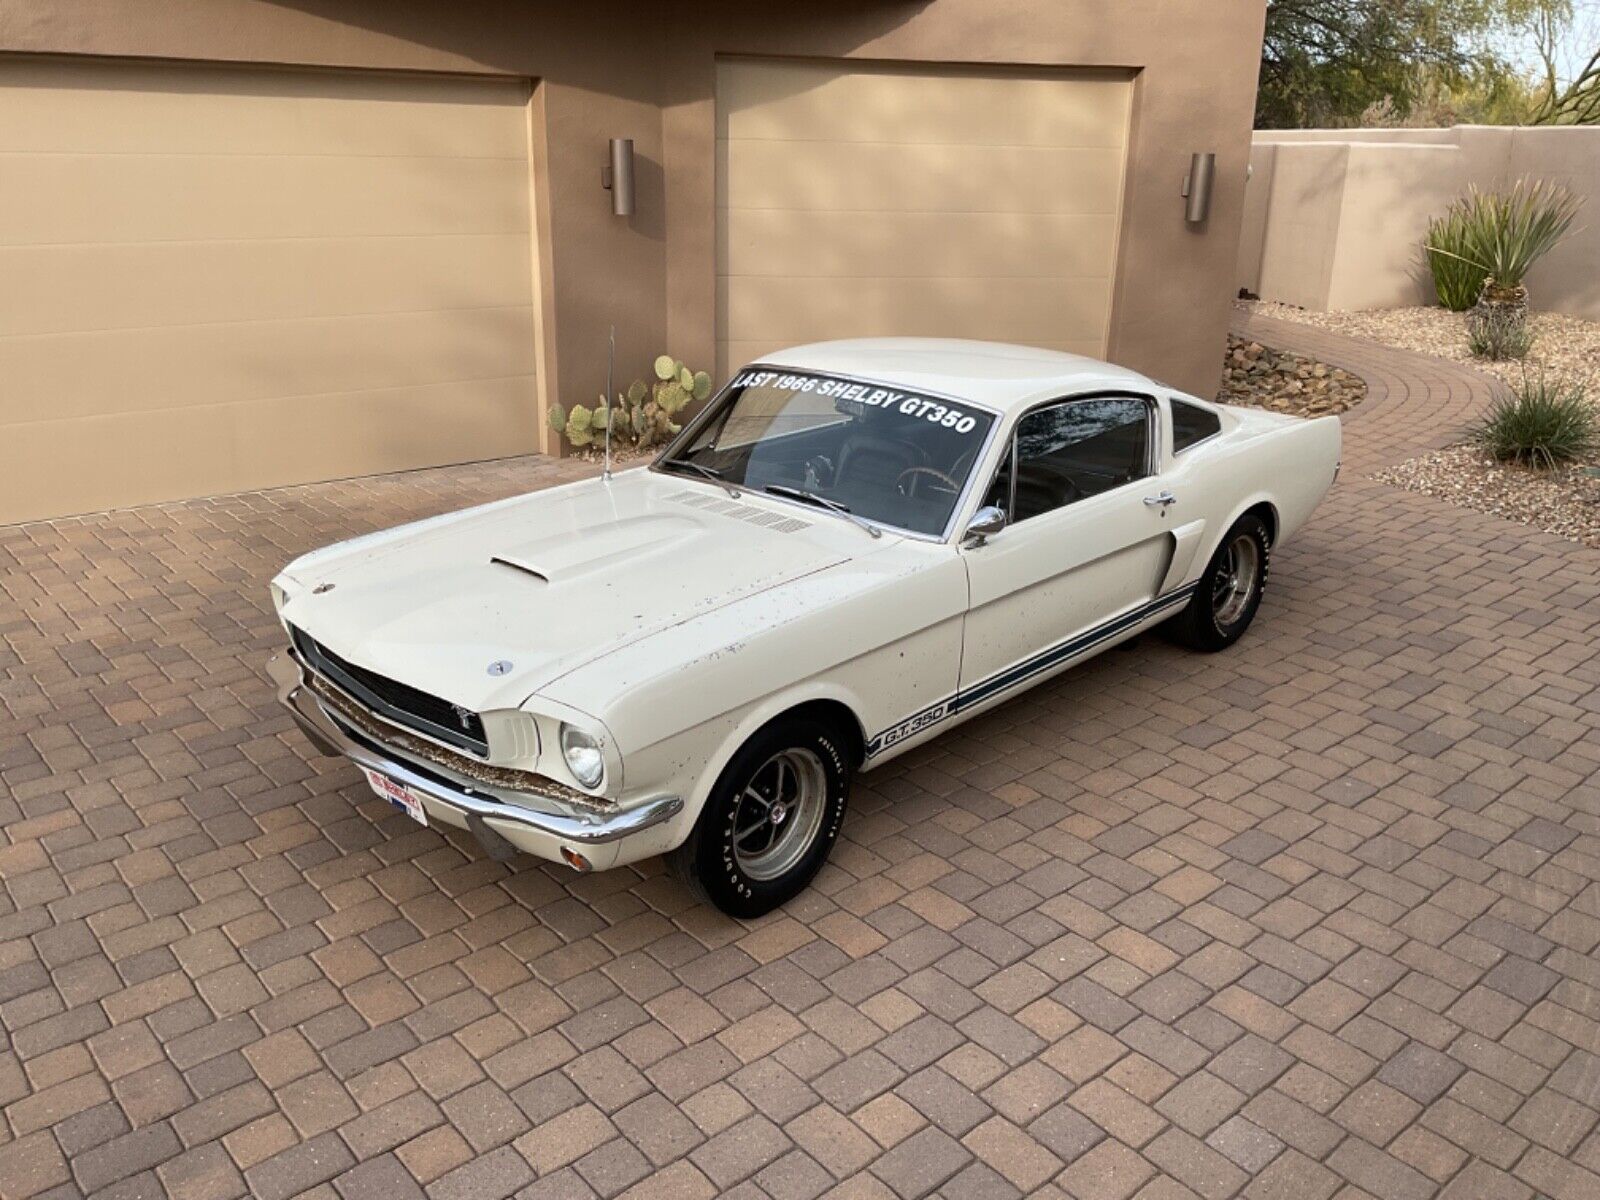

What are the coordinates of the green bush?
(1466, 304, 1534, 361)
(1424, 180, 1581, 310)
(1472, 373, 1596, 470)
(1424, 207, 1487, 311)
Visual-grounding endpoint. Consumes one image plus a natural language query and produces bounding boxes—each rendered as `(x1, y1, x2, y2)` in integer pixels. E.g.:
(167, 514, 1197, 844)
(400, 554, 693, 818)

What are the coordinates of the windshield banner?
(729, 369, 984, 435)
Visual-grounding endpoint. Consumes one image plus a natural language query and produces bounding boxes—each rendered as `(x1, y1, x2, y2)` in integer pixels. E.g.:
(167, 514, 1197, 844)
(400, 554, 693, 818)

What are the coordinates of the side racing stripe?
(865, 582, 1199, 758)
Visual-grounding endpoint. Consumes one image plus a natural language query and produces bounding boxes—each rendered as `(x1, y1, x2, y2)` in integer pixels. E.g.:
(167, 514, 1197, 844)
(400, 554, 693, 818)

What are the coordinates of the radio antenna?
(603, 325, 615, 482)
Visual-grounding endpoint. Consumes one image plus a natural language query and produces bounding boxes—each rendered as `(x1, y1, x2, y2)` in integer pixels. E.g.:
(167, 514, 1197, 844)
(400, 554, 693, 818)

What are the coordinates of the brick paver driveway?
(3, 317, 1598, 1200)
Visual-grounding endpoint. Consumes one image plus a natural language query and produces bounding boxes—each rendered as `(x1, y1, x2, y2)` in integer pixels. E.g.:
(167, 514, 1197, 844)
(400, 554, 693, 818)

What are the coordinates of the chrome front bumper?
(267, 649, 682, 869)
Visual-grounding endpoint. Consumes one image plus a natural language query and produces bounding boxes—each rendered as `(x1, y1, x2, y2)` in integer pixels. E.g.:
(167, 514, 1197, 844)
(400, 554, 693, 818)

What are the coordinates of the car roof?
(753, 338, 1164, 414)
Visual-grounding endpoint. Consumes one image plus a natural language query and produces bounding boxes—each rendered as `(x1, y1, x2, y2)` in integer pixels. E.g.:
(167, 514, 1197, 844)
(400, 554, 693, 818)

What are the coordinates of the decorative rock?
(1216, 335, 1366, 417)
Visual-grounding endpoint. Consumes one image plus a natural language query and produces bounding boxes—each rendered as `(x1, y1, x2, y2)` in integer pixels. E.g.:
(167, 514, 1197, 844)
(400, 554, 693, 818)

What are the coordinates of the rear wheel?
(1165, 514, 1270, 651)
(667, 716, 850, 917)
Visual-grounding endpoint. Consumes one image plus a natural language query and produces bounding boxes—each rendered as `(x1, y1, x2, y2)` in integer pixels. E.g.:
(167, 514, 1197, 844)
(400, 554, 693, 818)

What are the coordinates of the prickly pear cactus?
(551, 352, 712, 452)
(655, 380, 688, 415)
(566, 404, 594, 447)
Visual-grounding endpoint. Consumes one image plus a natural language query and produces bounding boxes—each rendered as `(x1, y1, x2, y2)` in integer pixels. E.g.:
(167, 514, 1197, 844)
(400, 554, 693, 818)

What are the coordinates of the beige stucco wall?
(1, 0, 1267, 458)
(1239, 125, 1600, 319)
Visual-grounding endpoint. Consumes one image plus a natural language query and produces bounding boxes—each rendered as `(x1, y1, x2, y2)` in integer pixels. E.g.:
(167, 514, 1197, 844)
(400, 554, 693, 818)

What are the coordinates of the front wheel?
(667, 717, 850, 917)
(1164, 514, 1271, 652)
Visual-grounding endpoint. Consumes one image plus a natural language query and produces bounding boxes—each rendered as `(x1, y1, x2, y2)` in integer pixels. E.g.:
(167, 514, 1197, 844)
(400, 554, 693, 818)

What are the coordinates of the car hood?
(275, 468, 875, 713)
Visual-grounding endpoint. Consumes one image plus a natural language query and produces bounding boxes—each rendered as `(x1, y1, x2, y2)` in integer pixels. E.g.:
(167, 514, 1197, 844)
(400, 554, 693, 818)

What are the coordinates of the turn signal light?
(561, 847, 592, 873)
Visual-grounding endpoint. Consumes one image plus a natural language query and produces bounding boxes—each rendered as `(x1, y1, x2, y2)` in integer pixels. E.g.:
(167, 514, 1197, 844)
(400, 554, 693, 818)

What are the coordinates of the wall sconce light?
(602, 138, 635, 217)
(1183, 152, 1215, 225)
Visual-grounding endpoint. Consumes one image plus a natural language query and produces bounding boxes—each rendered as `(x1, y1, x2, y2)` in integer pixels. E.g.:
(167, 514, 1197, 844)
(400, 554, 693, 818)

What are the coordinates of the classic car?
(268, 338, 1341, 916)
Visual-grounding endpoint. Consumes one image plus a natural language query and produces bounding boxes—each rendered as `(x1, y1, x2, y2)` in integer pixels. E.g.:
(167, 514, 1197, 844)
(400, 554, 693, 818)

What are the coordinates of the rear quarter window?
(1170, 399, 1221, 453)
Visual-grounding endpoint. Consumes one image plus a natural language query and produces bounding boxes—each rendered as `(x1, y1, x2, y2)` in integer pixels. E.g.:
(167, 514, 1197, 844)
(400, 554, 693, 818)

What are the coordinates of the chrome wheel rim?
(1212, 534, 1260, 626)
(732, 749, 827, 882)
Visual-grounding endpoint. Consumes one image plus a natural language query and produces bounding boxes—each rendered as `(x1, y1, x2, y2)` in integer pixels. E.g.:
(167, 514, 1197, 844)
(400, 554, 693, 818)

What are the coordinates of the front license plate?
(363, 768, 429, 826)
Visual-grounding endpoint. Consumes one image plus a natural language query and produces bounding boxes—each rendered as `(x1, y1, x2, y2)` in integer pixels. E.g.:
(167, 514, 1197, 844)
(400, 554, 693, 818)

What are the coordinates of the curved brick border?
(1230, 309, 1509, 474)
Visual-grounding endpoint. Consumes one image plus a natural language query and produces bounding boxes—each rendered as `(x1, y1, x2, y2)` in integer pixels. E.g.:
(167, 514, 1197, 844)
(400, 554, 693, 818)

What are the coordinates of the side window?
(1170, 398, 1221, 453)
(1011, 396, 1151, 522)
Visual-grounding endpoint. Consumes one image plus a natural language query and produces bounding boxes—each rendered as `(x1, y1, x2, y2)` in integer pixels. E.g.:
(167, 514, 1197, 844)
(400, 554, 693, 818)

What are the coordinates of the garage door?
(716, 59, 1132, 379)
(0, 58, 540, 525)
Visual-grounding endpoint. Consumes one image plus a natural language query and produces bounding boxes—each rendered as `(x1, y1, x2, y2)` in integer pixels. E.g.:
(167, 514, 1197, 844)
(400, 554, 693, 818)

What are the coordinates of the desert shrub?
(1466, 304, 1535, 360)
(1472, 373, 1596, 470)
(1459, 179, 1581, 295)
(1424, 180, 1581, 311)
(1424, 206, 1486, 311)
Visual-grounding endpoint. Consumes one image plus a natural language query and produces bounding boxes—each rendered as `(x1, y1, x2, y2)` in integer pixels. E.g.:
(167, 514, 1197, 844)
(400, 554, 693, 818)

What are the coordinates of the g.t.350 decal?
(868, 699, 953, 757)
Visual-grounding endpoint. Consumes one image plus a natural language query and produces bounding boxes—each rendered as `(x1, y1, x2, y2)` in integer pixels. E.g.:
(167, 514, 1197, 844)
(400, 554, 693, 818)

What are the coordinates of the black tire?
(667, 716, 851, 918)
(1164, 514, 1271, 652)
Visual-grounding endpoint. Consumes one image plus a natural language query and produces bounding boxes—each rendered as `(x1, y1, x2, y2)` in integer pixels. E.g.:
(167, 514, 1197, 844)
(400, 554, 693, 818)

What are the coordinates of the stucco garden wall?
(1237, 126, 1600, 319)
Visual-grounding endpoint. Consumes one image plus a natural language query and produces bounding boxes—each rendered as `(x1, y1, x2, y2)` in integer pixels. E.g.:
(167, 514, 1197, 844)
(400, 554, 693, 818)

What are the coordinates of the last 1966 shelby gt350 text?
(269, 338, 1340, 915)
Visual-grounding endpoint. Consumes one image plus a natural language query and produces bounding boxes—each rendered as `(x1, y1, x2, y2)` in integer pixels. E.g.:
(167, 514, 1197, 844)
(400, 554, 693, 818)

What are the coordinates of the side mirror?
(963, 505, 1007, 547)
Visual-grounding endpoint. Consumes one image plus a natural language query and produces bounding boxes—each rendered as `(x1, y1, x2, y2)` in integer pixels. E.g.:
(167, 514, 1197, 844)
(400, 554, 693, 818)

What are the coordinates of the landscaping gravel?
(1242, 300, 1600, 549)
(1375, 447, 1600, 550)
(1241, 300, 1600, 389)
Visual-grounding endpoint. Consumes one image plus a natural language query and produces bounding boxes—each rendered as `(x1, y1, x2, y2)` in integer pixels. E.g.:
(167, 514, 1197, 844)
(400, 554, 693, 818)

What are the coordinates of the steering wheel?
(896, 465, 961, 496)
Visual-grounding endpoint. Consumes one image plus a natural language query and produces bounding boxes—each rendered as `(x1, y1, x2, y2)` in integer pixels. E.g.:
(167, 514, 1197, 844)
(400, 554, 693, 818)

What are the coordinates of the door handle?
(1143, 490, 1176, 508)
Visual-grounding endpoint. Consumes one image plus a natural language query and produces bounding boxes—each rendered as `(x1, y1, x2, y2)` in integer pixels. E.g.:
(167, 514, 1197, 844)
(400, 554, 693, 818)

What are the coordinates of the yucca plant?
(1423, 206, 1487, 312)
(1463, 180, 1581, 298)
(1424, 181, 1581, 320)
(1472, 372, 1596, 470)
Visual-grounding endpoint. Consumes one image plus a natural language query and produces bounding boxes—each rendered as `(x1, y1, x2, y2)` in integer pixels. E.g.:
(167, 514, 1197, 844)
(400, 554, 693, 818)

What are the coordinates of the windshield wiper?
(764, 485, 882, 539)
(661, 457, 739, 499)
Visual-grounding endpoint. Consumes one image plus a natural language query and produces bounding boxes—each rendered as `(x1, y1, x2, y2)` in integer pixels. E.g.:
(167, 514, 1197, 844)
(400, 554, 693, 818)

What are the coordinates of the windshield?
(657, 368, 996, 537)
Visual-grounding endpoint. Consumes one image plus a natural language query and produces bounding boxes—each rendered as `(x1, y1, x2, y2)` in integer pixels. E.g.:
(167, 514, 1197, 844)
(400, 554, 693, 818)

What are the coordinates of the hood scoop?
(491, 513, 697, 585)
(490, 556, 548, 583)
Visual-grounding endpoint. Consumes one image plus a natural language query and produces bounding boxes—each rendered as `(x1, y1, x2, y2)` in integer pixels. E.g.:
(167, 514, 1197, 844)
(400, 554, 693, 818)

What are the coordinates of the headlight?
(560, 724, 605, 789)
(270, 582, 289, 615)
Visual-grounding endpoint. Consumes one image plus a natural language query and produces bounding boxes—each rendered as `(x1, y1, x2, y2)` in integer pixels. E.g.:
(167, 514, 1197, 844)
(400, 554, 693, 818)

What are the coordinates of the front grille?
(289, 625, 489, 757)
(305, 672, 609, 813)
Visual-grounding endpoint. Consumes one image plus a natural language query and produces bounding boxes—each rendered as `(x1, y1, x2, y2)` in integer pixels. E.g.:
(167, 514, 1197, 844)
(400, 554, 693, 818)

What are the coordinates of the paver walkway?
(2, 318, 1597, 1200)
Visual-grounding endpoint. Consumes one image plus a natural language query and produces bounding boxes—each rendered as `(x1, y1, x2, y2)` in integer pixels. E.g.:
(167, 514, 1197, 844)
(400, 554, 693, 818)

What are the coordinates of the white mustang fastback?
(269, 339, 1340, 915)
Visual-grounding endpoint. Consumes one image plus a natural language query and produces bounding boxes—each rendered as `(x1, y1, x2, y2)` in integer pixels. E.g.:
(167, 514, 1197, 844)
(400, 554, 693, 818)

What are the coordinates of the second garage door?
(0, 58, 541, 525)
(716, 59, 1133, 379)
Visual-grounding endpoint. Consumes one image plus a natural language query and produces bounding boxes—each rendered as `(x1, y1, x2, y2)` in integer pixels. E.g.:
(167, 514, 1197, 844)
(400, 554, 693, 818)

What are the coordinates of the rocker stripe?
(865, 582, 1199, 758)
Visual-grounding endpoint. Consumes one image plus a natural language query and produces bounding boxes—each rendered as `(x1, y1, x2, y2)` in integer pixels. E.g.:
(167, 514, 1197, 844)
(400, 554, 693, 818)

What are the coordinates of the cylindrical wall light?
(603, 138, 635, 217)
(1183, 152, 1216, 225)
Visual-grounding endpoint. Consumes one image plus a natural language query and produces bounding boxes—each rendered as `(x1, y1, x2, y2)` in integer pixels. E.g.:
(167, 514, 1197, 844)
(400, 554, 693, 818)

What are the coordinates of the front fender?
(686, 680, 870, 815)
(541, 547, 967, 863)
(591, 681, 871, 866)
